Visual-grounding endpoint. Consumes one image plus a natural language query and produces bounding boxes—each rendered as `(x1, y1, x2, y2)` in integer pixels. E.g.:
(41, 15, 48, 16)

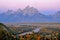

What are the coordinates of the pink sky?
(0, 0, 60, 10)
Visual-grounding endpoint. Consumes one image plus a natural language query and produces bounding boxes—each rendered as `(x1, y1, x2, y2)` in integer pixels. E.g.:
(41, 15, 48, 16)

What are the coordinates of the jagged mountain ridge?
(0, 6, 60, 22)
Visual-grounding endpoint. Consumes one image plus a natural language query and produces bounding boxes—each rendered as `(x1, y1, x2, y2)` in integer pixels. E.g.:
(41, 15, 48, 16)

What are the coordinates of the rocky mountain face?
(0, 6, 60, 22)
(53, 11, 60, 18)
(23, 6, 39, 16)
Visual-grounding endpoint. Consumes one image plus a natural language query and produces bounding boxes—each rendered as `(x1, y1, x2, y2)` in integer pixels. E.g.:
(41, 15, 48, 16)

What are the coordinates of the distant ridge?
(0, 6, 60, 22)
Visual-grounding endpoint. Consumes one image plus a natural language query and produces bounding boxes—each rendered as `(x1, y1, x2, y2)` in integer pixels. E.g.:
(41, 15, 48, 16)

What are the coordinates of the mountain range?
(0, 6, 60, 23)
